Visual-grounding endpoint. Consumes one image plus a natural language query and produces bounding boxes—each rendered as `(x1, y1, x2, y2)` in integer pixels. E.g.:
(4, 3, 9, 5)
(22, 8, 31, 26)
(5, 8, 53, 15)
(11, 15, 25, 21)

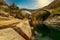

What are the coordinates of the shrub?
(52, 7, 60, 14)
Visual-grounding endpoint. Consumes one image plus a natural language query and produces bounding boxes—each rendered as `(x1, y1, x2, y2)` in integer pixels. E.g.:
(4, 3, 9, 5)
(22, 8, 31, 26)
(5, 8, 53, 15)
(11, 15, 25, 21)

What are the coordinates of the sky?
(5, 0, 54, 9)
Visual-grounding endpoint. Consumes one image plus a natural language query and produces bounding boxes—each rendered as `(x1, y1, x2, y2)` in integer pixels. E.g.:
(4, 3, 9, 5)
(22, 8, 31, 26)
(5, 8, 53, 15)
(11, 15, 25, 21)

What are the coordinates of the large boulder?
(0, 17, 32, 40)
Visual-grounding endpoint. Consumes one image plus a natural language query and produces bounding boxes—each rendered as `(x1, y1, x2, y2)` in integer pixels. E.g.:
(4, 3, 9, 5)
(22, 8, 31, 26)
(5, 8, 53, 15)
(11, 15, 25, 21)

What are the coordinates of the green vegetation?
(52, 7, 60, 14)
(37, 11, 50, 21)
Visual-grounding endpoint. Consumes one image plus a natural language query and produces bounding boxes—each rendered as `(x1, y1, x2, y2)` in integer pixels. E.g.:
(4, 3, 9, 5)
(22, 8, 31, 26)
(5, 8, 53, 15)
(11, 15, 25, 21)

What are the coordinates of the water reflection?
(33, 23, 60, 40)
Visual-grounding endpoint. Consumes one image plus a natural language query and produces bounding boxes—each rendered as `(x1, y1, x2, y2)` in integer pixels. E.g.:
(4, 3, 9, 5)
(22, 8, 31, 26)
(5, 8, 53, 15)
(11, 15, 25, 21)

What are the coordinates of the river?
(32, 23, 60, 40)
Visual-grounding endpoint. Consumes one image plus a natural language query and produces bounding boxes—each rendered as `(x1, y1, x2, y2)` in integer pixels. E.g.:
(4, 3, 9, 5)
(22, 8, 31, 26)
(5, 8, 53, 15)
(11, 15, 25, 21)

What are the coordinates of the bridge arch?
(36, 9, 51, 21)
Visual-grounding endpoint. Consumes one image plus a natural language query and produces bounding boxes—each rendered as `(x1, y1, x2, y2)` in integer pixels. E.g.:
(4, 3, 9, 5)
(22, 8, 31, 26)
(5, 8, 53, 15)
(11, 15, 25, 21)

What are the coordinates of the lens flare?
(37, 0, 52, 7)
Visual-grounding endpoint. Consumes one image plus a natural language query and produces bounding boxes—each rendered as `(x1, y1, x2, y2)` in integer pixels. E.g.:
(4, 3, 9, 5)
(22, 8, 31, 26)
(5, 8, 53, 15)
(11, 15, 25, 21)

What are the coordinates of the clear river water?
(33, 23, 60, 40)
